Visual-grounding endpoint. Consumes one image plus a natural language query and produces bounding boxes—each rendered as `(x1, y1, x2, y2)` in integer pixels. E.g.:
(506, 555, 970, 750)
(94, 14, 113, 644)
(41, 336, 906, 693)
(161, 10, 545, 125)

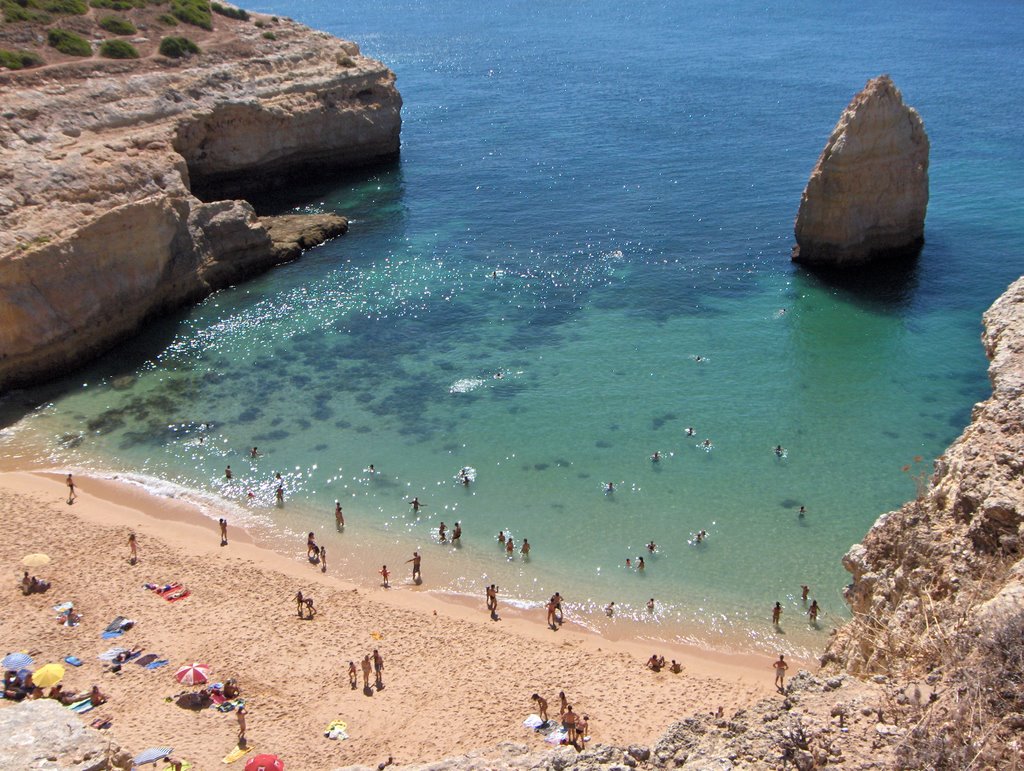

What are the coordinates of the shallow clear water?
(3, 0, 1023, 657)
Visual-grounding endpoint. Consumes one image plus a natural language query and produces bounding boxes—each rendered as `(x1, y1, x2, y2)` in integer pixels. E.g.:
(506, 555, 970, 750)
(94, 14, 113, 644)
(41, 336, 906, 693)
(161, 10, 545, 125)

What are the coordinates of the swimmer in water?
(798, 506, 806, 518)
(774, 445, 784, 457)
(646, 598, 655, 612)
(685, 427, 696, 436)
(498, 530, 506, 544)
(625, 558, 632, 569)
(647, 541, 657, 553)
(637, 556, 645, 571)
(408, 497, 424, 512)
(605, 482, 615, 493)
(694, 355, 704, 363)
(458, 468, 471, 486)
(438, 522, 447, 542)
(250, 446, 260, 458)
(605, 601, 615, 617)
(651, 451, 660, 462)
(701, 439, 712, 449)
(367, 464, 376, 474)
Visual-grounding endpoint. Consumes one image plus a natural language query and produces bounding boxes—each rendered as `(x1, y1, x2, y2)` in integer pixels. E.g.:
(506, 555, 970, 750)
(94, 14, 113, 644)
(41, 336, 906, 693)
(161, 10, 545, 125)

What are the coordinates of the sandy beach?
(0, 471, 791, 769)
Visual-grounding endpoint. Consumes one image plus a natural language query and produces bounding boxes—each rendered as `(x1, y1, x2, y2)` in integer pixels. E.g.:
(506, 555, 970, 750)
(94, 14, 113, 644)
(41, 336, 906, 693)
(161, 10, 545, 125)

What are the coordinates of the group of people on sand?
(530, 691, 589, 749)
(3, 668, 107, 710)
(348, 649, 386, 691)
(306, 532, 327, 573)
(545, 592, 564, 630)
(20, 570, 50, 595)
(646, 654, 682, 674)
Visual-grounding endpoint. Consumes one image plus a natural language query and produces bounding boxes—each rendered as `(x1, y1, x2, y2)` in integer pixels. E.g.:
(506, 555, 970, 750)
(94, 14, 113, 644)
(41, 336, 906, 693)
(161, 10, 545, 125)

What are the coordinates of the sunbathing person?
(89, 684, 107, 707)
(223, 679, 240, 699)
(646, 654, 665, 672)
(30, 576, 50, 593)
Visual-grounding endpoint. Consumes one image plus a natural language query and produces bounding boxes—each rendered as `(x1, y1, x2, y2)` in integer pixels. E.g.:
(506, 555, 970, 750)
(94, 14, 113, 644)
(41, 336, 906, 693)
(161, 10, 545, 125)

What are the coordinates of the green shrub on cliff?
(1, 0, 50, 23)
(98, 14, 135, 34)
(41, 0, 87, 13)
(158, 34, 199, 57)
(170, 0, 210, 29)
(260, 31, 274, 40)
(210, 1, 246, 21)
(0, 48, 44, 69)
(99, 38, 138, 58)
(47, 28, 92, 56)
(90, 0, 153, 7)
(157, 11, 176, 24)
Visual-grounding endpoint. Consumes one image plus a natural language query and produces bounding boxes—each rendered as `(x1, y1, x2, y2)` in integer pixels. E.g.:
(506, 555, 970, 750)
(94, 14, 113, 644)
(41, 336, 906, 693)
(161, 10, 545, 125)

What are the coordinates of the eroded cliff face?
(0, 14, 399, 389)
(821, 276, 1024, 766)
(793, 75, 929, 266)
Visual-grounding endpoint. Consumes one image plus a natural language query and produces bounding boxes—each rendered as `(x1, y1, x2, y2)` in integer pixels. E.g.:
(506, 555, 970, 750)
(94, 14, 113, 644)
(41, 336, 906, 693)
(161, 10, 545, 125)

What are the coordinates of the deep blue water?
(3, 0, 1023, 656)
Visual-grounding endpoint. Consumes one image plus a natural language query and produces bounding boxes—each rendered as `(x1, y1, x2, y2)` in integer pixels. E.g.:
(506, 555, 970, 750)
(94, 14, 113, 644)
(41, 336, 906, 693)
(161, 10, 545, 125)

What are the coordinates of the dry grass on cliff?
(891, 609, 1024, 769)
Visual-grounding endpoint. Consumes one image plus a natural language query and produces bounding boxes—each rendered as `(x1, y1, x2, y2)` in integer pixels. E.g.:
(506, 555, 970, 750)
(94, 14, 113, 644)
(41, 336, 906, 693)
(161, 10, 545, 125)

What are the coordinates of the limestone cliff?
(0, 7, 400, 389)
(822, 276, 1024, 766)
(793, 75, 929, 266)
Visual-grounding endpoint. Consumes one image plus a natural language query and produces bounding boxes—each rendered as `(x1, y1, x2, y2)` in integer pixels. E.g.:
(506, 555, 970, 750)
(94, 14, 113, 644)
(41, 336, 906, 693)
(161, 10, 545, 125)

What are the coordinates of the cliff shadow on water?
(793, 248, 922, 312)
(242, 158, 405, 218)
(0, 308, 194, 433)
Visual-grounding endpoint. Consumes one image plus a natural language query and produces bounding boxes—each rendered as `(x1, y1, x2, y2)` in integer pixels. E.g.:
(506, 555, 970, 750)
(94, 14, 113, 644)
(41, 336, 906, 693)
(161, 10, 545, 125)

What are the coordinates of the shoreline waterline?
(10, 460, 820, 669)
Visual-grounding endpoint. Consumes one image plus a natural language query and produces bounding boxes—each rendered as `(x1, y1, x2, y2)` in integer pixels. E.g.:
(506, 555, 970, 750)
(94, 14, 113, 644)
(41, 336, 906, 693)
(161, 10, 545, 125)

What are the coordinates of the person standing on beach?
(406, 552, 421, 582)
(295, 591, 305, 618)
(773, 654, 788, 690)
(372, 648, 384, 687)
(307, 532, 318, 560)
(66, 474, 76, 504)
(335, 501, 345, 529)
(380, 565, 390, 588)
(236, 704, 247, 743)
(219, 518, 228, 546)
(558, 691, 568, 717)
(361, 654, 372, 689)
(348, 661, 358, 689)
(772, 602, 783, 625)
(320, 546, 327, 573)
(546, 597, 558, 629)
(531, 693, 549, 724)
(128, 533, 138, 565)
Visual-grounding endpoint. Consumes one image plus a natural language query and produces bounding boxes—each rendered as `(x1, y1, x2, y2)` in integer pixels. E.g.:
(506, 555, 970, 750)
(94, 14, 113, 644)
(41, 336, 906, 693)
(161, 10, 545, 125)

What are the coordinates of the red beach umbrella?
(174, 662, 210, 685)
(245, 754, 284, 771)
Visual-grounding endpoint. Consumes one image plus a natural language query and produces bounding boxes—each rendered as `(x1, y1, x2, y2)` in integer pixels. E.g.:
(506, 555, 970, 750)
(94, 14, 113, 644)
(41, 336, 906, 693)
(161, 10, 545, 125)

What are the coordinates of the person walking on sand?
(531, 693, 549, 724)
(361, 654, 372, 689)
(546, 597, 558, 629)
(335, 501, 345, 528)
(128, 533, 138, 565)
(772, 601, 783, 625)
(406, 551, 421, 582)
(307, 532, 318, 560)
(219, 518, 228, 546)
(380, 565, 390, 588)
(486, 584, 497, 612)
(348, 661, 358, 689)
(808, 599, 819, 623)
(66, 474, 76, 504)
(320, 546, 327, 573)
(773, 654, 788, 690)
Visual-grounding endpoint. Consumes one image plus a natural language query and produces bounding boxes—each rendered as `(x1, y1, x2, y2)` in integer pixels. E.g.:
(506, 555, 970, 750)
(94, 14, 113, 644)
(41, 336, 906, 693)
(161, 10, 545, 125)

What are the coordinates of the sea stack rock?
(792, 75, 929, 266)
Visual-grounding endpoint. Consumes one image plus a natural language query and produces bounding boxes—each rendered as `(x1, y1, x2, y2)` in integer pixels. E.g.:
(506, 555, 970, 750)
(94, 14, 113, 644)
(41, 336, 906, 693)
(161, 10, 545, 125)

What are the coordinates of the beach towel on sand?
(325, 720, 348, 740)
(68, 698, 94, 714)
(222, 745, 251, 763)
(98, 647, 128, 662)
(543, 727, 568, 745)
(135, 654, 159, 667)
(145, 659, 169, 670)
(64, 656, 82, 667)
(523, 714, 545, 729)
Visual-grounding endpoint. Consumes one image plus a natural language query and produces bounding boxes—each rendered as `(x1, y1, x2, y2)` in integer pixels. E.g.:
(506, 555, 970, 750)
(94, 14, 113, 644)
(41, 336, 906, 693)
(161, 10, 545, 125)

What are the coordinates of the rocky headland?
(0, 2, 400, 389)
(793, 75, 929, 267)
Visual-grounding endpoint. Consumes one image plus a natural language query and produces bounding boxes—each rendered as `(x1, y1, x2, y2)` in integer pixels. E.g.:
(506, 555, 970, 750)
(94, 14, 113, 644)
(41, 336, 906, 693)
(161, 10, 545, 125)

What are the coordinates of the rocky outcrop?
(821, 276, 1024, 767)
(792, 75, 929, 266)
(0, 10, 400, 389)
(0, 699, 120, 769)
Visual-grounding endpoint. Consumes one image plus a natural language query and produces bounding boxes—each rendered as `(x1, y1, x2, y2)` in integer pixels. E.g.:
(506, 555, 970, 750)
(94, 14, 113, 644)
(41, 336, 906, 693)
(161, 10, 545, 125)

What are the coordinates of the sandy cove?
(0, 471, 790, 769)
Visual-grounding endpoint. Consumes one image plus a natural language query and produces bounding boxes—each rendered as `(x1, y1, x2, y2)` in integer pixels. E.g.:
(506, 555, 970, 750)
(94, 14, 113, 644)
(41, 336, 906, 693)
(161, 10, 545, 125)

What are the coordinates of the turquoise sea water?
(3, 0, 1023, 657)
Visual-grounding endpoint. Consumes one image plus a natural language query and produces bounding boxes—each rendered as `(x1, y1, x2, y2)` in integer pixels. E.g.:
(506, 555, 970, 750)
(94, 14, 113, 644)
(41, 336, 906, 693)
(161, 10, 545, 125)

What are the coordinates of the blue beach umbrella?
(132, 746, 173, 766)
(2, 652, 33, 670)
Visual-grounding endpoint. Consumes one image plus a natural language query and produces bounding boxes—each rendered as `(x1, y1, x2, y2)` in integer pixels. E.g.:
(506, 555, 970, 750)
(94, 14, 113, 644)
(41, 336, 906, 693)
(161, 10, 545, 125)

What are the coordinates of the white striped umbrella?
(132, 746, 172, 765)
(2, 652, 33, 670)
(174, 662, 210, 685)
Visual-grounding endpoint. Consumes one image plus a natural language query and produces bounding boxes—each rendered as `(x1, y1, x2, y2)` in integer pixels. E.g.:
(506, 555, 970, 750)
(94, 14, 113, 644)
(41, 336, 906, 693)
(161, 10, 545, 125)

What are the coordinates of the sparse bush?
(42, 0, 87, 13)
(210, 1, 246, 20)
(170, 0, 210, 29)
(157, 11, 176, 24)
(335, 52, 355, 68)
(89, 0, 144, 8)
(98, 14, 135, 34)
(158, 34, 199, 57)
(47, 28, 91, 56)
(99, 38, 138, 58)
(261, 30, 274, 40)
(0, 47, 44, 69)
(1, 0, 50, 22)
